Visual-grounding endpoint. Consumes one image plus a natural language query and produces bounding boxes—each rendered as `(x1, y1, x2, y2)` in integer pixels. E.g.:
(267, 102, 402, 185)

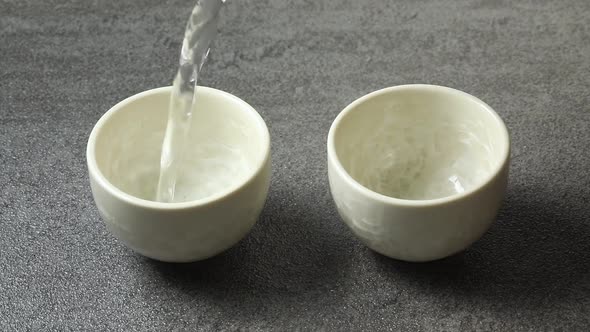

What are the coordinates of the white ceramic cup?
(87, 86, 270, 262)
(328, 85, 510, 262)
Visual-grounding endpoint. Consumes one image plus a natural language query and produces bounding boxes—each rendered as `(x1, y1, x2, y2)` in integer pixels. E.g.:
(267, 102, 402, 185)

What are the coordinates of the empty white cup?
(328, 85, 510, 262)
(87, 86, 270, 262)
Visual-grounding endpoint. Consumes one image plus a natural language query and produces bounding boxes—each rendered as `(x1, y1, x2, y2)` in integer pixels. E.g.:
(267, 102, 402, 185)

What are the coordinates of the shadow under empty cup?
(328, 85, 510, 262)
(87, 86, 270, 262)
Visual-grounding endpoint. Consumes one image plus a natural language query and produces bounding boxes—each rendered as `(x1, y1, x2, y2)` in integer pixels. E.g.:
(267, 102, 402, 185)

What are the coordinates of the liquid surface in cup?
(335, 101, 502, 200)
(118, 146, 250, 202)
(157, 0, 225, 202)
(106, 130, 251, 203)
(94, 84, 261, 204)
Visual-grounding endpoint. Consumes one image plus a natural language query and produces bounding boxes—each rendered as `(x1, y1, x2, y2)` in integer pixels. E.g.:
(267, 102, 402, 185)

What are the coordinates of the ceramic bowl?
(87, 86, 270, 262)
(328, 84, 510, 262)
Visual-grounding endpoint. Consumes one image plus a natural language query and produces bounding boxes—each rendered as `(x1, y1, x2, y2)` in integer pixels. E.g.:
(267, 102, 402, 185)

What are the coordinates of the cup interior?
(90, 87, 268, 203)
(331, 86, 508, 201)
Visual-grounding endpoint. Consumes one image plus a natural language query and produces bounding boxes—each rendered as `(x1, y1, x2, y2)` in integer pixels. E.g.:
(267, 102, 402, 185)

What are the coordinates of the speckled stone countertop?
(1, 0, 589, 330)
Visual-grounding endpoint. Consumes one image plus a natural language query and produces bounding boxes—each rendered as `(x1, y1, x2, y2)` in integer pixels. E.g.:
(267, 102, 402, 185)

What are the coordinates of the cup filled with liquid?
(327, 84, 510, 262)
(87, 86, 270, 262)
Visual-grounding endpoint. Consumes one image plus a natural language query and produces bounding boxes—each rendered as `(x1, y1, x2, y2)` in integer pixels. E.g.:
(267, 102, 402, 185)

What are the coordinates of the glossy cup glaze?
(328, 85, 510, 262)
(87, 86, 270, 262)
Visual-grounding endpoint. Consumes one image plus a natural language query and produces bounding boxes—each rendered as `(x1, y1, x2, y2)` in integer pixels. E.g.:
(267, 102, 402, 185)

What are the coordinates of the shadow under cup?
(328, 85, 510, 262)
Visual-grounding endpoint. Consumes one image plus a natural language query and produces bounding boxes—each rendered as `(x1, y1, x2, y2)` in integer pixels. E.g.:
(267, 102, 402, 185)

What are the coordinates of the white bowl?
(87, 86, 271, 262)
(328, 85, 510, 262)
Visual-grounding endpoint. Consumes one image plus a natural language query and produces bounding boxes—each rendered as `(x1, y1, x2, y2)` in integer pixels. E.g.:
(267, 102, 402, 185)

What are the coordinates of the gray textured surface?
(1, 0, 590, 330)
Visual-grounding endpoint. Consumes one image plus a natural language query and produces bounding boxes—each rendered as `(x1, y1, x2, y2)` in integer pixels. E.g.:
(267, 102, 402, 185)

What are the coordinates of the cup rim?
(87, 86, 270, 210)
(327, 84, 510, 207)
